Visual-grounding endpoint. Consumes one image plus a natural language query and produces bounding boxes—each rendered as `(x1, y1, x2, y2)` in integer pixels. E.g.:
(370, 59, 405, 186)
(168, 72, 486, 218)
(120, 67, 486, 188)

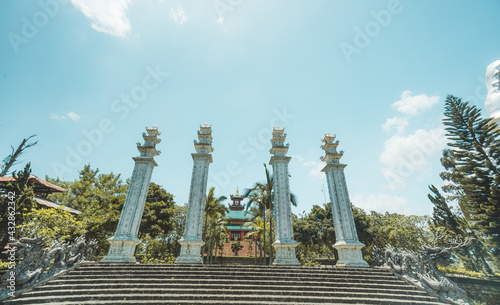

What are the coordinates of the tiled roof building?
(0, 175, 80, 215)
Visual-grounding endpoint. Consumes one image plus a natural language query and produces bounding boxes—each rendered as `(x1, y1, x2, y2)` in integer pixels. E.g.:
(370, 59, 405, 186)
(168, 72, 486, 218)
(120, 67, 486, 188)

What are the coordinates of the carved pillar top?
(320, 133, 345, 165)
(485, 59, 500, 123)
(270, 126, 290, 157)
(194, 123, 213, 153)
(136, 125, 161, 165)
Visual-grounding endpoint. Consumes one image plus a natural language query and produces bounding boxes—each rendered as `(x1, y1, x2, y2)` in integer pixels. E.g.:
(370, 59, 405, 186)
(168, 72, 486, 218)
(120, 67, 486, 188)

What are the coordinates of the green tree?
(0, 163, 37, 251)
(231, 240, 244, 256)
(47, 165, 127, 255)
(432, 95, 500, 270)
(169, 204, 188, 256)
(0, 135, 37, 177)
(293, 204, 336, 265)
(244, 215, 266, 261)
(48, 165, 178, 258)
(140, 182, 176, 240)
(211, 216, 229, 261)
(203, 187, 227, 263)
(19, 207, 86, 245)
(293, 203, 369, 265)
(137, 183, 177, 263)
(429, 185, 492, 274)
(244, 164, 297, 265)
(364, 211, 430, 253)
(244, 164, 273, 264)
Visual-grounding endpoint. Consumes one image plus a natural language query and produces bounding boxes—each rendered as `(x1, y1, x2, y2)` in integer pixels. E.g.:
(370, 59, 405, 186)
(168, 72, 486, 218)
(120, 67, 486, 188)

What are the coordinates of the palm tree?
(244, 163, 298, 265)
(203, 187, 227, 263)
(244, 164, 273, 264)
(243, 215, 266, 264)
(211, 216, 229, 263)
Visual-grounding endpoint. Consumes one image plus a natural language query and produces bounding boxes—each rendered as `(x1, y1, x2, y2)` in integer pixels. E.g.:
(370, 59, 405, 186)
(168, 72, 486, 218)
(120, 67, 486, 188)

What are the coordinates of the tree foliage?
(19, 207, 86, 245)
(140, 182, 176, 240)
(244, 163, 297, 264)
(0, 163, 37, 251)
(429, 95, 500, 271)
(292, 203, 430, 266)
(47, 165, 179, 259)
(47, 165, 127, 255)
(203, 187, 228, 263)
(0, 135, 37, 177)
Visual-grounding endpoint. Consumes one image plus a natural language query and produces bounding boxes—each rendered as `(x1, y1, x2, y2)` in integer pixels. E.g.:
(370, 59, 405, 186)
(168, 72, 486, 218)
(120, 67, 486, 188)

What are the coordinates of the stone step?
(6, 291, 447, 305)
(36, 280, 423, 293)
(29, 284, 429, 298)
(47, 276, 409, 288)
(65, 269, 400, 279)
(82, 264, 392, 274)
(77, 267, 392, 277)
(65, 266, 399, 277)
(20, 287, 435, 299)
(55, 274, 406, 286)
(4, 264, 449, 305)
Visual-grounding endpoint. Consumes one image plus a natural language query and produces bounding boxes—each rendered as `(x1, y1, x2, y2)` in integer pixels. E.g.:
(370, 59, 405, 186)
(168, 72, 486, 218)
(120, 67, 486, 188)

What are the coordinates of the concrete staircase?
(5, 264, 450, 305)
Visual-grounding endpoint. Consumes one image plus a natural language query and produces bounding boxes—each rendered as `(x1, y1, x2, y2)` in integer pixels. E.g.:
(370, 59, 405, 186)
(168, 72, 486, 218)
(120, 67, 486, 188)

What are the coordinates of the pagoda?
(226, 188, 251, 242)
(0, 175, 80, 215)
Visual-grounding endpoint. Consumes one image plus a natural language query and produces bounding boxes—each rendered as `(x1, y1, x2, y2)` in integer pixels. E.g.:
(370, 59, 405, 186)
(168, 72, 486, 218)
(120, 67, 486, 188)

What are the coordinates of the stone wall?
(449, 276, 500, 304)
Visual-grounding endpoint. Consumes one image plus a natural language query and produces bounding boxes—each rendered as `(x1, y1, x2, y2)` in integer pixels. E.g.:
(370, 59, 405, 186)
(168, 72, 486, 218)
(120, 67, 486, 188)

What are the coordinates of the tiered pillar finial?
(175, 124, 213, 264)
(321, 133, 369, 268)
(269, 126, 300, 265)
(101, 126, 161, 263)
(485, 59, 500, 128)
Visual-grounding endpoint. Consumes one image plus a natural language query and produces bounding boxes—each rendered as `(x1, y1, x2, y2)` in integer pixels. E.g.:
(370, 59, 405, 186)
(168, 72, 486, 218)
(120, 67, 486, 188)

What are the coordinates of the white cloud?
(351, 193, 411, 214)
(170, 5, 187, 25)
(71, 0, 132, 38)
(392, 90, 440, 116)
(302, 160, 324, 179)
(382, 117, 409, 133)
(50, 113, 65, 120)
(293, 155, 324, 179)
(50, 112, 81, 122)
(380, 127, 446, 189)
(67, 112, 81, 122)
(293, 154, 305, 162)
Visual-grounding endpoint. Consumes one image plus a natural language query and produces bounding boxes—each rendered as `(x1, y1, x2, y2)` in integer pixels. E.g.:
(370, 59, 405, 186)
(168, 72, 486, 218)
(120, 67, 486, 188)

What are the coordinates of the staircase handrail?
(0, 236, 97, 301)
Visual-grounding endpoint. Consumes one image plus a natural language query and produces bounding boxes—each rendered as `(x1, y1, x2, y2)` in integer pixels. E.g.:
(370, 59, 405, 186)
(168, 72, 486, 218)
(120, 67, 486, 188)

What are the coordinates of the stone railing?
(449, 276, 500, 305)
(0, 236, 97, 301)
(374, 243, 470, 305)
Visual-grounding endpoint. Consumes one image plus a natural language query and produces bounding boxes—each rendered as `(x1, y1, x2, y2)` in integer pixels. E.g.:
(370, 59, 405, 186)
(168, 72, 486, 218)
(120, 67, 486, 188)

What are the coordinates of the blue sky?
(1, 0, 499, 216)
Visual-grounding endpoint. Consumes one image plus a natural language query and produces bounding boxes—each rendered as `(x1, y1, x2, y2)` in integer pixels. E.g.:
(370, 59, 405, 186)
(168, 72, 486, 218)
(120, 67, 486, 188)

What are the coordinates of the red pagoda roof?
(0, 175, 79, 215)
(0, 175, 66, 194)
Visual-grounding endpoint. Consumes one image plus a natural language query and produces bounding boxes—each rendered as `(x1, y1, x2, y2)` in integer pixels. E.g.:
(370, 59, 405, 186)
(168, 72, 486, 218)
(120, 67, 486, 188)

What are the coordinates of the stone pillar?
(485, 59, 500, 129)
(101, 126, 161, 263)
(175, 124, 213, 264)
(321, 133, 369, 268)
(269, 126, 300, 266)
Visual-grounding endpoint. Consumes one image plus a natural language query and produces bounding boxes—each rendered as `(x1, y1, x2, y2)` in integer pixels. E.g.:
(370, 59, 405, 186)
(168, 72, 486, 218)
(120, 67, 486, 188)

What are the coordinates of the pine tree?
(428, 184, 492, 274)
(434, 95, 500, 270)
